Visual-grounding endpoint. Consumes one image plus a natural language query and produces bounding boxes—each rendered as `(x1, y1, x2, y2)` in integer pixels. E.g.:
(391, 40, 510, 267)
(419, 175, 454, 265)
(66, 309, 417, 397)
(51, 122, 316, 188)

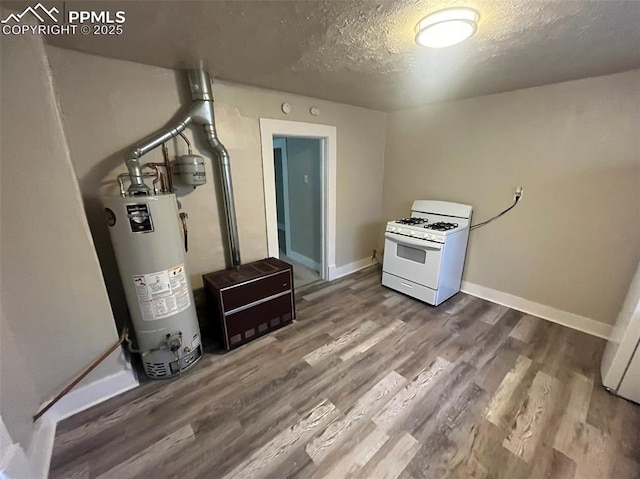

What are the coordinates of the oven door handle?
(385, 232, 442, 250)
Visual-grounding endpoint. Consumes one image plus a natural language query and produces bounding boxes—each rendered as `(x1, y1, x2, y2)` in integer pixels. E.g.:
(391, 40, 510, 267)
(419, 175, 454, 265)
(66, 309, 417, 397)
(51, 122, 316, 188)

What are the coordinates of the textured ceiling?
(7, 0, 640, 110)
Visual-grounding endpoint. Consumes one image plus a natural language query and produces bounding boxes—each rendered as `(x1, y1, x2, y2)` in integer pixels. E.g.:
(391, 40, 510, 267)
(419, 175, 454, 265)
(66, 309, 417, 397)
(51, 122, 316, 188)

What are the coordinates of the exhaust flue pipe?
(188, 70, 242, 268)
(203, 124, 241, 268)
(123, 69, 241, 267)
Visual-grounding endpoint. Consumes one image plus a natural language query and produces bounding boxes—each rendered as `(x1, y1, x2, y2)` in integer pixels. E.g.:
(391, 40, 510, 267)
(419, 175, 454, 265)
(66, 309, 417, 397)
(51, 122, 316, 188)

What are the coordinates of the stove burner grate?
(424, 222, 458, 231)
(395, 217, 428, 225)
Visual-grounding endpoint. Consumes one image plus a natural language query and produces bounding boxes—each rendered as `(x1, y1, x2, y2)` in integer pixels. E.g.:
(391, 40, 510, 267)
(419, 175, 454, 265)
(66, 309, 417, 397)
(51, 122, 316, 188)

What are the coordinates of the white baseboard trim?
(287, 250, 321, 273)
(328, 257, 372, 281)
(26, 419, 56, 479)
(3, 443, 37, 479)
(28, 368, 138, 479)
(460, 281, 613, 340)
(42, 368, 139, 423)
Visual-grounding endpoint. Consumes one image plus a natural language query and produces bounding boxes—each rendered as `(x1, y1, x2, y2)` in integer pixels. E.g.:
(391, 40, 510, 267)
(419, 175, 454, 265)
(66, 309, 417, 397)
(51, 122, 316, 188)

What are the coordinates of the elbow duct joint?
(121, 69, 241, 266)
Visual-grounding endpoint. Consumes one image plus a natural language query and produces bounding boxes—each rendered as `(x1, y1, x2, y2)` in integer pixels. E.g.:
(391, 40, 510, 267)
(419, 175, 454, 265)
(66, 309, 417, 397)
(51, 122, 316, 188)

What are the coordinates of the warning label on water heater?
(132, 264, 191, 321)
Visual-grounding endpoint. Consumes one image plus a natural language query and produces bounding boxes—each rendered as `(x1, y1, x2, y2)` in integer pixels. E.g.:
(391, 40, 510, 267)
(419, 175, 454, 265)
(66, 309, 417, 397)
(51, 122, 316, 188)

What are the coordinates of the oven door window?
(396, 244, 427, 264)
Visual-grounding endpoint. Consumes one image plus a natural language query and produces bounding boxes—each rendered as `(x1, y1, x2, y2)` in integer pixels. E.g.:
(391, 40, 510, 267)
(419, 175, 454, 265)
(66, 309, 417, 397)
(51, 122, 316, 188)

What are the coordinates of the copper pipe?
(161, 143, 174, 193)
(117, 174, 129, 197)
(142, 164, 161, 195)
(146, 162, 170, 194)
(159, 171, 167, 193)
(33, 327, 129, 422)
(178, 132, 192, 155)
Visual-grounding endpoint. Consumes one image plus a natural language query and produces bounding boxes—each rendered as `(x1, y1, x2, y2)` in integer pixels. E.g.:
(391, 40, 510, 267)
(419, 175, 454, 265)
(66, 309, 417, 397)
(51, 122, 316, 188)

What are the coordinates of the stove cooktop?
(394, 217, 428, 225)
(423, 222, 458, 231)
(387, 216, 468, 238)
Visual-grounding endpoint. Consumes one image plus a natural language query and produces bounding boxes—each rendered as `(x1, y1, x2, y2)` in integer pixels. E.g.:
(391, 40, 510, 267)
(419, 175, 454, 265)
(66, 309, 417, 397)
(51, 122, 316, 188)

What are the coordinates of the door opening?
(273, 137, 322, 288)
(260, 119, 337, 284)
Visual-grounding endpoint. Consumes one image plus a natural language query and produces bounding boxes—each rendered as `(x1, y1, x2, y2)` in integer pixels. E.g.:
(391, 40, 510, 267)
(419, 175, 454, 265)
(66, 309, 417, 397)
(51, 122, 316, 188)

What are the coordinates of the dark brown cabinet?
(202, 257, 295, 350)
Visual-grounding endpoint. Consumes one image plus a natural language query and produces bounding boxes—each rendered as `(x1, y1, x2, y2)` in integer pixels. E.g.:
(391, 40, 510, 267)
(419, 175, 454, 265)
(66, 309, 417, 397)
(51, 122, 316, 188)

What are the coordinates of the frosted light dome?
(415, 8, 479, 48)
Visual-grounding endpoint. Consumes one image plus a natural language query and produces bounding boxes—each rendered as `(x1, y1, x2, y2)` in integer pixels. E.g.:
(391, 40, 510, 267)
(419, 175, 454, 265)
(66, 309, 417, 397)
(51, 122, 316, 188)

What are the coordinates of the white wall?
(383, 70, 640, 326)
(45, 47, 387, 318)
(0, 19, 129, 448)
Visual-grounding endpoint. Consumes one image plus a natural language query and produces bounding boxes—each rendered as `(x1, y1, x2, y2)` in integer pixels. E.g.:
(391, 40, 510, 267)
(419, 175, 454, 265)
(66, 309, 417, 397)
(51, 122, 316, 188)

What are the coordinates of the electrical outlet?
(515, 186, 523, 201)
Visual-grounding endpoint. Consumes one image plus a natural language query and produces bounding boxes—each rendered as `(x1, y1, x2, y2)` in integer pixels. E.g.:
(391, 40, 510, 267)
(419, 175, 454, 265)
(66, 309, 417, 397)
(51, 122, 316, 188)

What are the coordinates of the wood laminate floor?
(49, 266, 640, 479)
(279, 251, 322, 289)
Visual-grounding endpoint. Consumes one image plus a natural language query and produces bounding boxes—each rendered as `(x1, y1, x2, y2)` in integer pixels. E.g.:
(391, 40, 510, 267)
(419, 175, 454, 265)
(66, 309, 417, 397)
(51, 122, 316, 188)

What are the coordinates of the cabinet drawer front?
(221, 270, 291, 312)
(381, 272, 437, 305)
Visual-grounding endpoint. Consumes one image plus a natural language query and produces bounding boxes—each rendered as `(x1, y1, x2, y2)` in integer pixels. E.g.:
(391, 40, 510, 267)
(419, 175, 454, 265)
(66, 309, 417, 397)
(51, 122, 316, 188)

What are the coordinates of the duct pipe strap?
(124, 158, 150, 195)
(188, 69, 214, 101)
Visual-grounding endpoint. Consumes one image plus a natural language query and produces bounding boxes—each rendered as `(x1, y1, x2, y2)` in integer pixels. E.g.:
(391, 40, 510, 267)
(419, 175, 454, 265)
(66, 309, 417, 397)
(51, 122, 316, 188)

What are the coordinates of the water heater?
(103, 68, 241, 380)
(103, 194, 202, 378)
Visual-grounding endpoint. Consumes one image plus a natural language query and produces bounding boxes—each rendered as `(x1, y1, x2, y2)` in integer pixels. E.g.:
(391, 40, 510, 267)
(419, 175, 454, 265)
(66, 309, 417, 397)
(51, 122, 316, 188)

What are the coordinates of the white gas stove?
(382, 200, 473, 306)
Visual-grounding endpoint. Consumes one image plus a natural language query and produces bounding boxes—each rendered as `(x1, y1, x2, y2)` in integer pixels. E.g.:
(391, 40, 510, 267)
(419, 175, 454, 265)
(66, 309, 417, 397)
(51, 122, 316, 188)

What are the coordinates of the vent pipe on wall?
(123, 69, 241, 267)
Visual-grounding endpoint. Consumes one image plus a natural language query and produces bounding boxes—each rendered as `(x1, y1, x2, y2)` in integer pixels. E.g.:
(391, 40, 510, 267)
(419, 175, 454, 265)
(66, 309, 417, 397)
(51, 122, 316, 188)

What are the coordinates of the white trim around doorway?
(260, 118, 337, 281)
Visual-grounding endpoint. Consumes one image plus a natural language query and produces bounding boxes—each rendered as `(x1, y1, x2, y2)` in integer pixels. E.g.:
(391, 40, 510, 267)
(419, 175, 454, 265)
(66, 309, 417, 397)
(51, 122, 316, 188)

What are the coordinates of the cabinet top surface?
(202, 257, 292, 290)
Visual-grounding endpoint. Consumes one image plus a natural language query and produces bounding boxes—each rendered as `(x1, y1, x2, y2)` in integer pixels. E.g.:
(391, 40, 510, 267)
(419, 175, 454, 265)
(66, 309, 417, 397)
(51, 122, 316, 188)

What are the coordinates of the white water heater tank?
(102, 194, 202, 379)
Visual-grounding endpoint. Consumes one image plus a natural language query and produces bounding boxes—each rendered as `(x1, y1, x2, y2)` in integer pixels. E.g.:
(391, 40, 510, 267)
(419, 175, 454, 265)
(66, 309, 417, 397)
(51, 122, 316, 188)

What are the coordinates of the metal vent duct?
(123, 69, 241, 267)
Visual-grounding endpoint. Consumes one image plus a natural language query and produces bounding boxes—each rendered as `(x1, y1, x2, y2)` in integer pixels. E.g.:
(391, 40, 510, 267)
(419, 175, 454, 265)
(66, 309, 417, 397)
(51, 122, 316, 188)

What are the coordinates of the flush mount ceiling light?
(415, 7, 479, 48)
